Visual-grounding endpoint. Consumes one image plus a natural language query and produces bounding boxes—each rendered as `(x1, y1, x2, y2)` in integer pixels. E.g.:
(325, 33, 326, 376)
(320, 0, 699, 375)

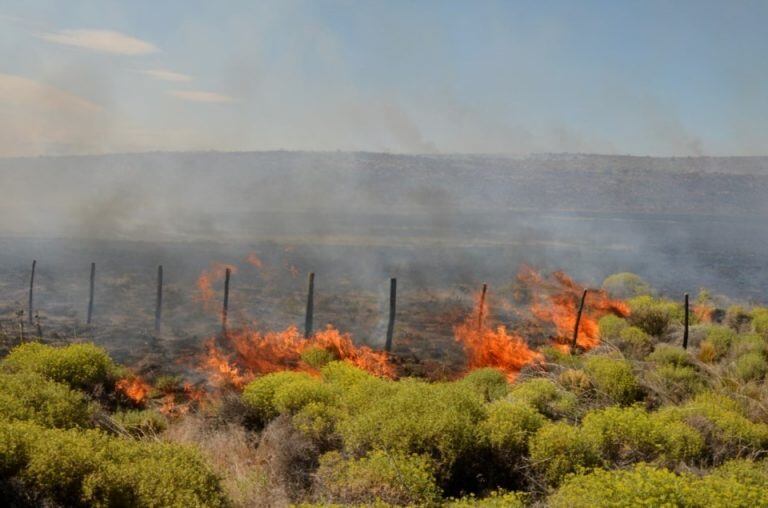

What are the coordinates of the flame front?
(195, 262, 237, 313)
(116, 377, 151, 404)
(454, 290, 541, 381)
(201, 324, 393, 388)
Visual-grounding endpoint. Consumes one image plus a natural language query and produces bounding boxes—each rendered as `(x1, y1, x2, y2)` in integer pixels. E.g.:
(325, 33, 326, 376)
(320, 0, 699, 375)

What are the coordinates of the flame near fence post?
(222, 267, 231, 336)
(385, 277, 397, 352)
(478, 283, 488, 331)
(683, 293, 689, 349)
(305, 272, 315, 339)
(571, 289, 588, 354)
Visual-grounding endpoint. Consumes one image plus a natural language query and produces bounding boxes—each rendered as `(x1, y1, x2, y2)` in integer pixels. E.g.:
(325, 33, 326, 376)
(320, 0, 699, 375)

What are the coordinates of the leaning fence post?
(683, 293, 689, 349)
(571, 289, 589, 354)
(155, 265, 163, 334)
(304, 272, 315, 339)
(385, 278, 397, 352)
(478, 283, 488, 331)
(222, 267, 231, 335)
(87, 262, 95, 325)
(28, 260, 36, 325)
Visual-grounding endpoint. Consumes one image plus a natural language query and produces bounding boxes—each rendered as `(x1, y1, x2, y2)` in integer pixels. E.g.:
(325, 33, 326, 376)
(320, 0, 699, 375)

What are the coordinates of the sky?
(0, 0, 766, 157)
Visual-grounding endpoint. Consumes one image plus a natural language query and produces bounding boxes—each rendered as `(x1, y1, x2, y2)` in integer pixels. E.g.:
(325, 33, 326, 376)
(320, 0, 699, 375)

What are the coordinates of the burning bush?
(1, 342, 118, 392)
(313, 450, 442, 506)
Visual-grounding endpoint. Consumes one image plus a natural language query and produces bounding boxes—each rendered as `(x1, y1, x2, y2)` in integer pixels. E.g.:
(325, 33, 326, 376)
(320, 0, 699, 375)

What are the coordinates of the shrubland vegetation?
(2, 272, 768, 506)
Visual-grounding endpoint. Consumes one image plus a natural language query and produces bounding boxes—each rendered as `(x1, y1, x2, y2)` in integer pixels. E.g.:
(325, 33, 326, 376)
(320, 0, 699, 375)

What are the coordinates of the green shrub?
(0, 420, 41, 476)
(730, 333, 767, 357)
(301, 347, 337, 369)
(597, 315, 628, 342)
(692, 459, 768, 507)
(460, 368, 509, 402)
(2, 342, 117, 391)
(273, 377, 335, 415)
(292, 401, 340, 443)
(615, 326, 654, 359)
(627, 295, 683, 336)
(112, 410, 168, 437)
(584, 356, 641, 405)
(0, 371, 94, 428)
(580, 405, 703, 465)
(241, 371, 315, 426)
(645, 363, 705, 403)
(529, 422, 600, 487)
(660, 392, 768, 457)
(601, 273, 651, 299)
(549, 463, 691, 507)
(646, 344, 693, 367)
(336, 379, 485, 481)
(446, 490, 526, 507)
(700, 326, 737, 361)
(751, 308, 768, 338)
(152, 375, 182, 393)
(314, 450, 441, 506)
(540, 346, 583, 368)
(732, 352, 768, 383)
(321, 361, 377, 388)
(508, 377, 577, 418)
(557, 369, 592, 396)
(479, 400, 545, 458)
(726, 305, 752, 331)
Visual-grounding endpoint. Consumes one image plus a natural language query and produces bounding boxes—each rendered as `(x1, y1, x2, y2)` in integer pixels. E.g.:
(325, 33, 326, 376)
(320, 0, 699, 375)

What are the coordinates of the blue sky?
(0, 0, 766, 156)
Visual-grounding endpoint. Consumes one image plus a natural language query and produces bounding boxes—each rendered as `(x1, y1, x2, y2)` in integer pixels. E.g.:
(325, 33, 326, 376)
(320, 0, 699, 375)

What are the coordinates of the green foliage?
(751, 307, 768, 338)
(645, 363, 705, 403)
(615, 326, 654, 359)
(730, 333, 766, 357)
(557, 369, 592, 396)
(508, 377, 577, 418)
(700, 326, 737, 361)
(2, 342, 117, 391)
(580, 405, 703, 465)
(732, 352, 768, 383)
(627, 295, 683, 336)
(152, 375, 182, 393)
(584, 356, 641, 405)
(301, 347, 337, 369)
(694, 459, 768, 507)
(601, 272, 651, 299)
(726, 305, 752, 331)
(479, 400, 545, 458)
(241, 371, 315, 426)
(646, 344, 693, 367)
(320, 361, 377, 388)
(336, 379, 485, 481)
(529, 422, 600, 487)
(0, 420, 40, 476)
(272, 378, 335, 415)
(548, 463, 691, 508)
(112, 409, 168, 437)
(314, 450, 442, 506)
(446, 490, 526, 507)
(0, 371, 94, 428)
(292, 401, 340, 443)
(597, 314, 628, 342)
(460, 368, 509, 402)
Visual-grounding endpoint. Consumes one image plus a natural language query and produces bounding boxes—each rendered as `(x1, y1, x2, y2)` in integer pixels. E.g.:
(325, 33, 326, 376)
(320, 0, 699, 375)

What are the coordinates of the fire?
(454, 290, 542, 381)
(116, 376, 151, 404)
(246, 253, 264, 269)
(196, 262, 237, 313)
(518, 266, 630, 352)
(200, 324, 394, 388)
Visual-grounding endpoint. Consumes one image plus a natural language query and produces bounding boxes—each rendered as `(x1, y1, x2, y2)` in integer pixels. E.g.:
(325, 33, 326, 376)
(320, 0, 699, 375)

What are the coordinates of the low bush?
(272, 378, 335, 415)
(112, 409, 168, 437)
(0, 371, 94, 428)
(726, 305, 752, 331)
(241, 371, 316, 427)
(732, 351, 768, 383)
(446, 490, 526, 507)
(300, 347, 337, 369)
(460, 368, 509, 402)
(615, 326, 654, 359)
(694, 459, 768, 506)
(479, 400, 545, 459)
(584, 356, 641, 405)
(647, 344, 693, 367)
(557, 369, 592, 396)
(508, 377, 577, 418)
(529, 422, 600, 487)
(314, 450, 441, 506)
(751, 307, 768, 338)
(1, 342, 117, 392)
(699, 326, 737, 362)
(597, 314, 628, 342)
(601, 272, 651, 299)
(580, 405, 703, 465)
(644, 363, 705, 403)
(627, 295, 683, 337)
(730, 333, 766, 357)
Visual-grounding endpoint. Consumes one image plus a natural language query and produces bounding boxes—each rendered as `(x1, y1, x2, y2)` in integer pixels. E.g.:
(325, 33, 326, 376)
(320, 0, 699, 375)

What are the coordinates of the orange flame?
(116, 377, 151, 404)
(201, 324, 393, 388)
(518, 266, 630, 352)
(196, 262, 237, 313)
(246, 253, 264, 269)
(454, 290, 542, 381)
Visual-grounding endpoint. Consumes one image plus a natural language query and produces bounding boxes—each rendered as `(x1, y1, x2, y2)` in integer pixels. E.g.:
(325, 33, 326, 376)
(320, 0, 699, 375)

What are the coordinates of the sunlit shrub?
(580, 405, 703, 465)
(301, 347, 337, 369)
(292, 401, 340, 444)
(0, 371, 94, 428)
(557, 369, 592, 396)
(0, 420, 40, 476)
(646, 344, 693, 367)
(320, 361, 376, 388)
(645, 363, 705, 403)
(1, 342, 117, 392)
(751, 307, 768, 338)
(273, 378, 335, 415)
(336, 379, 485, 481)
(597, 314, 628, 342)
(583, 356, 641, 405)
(699, 326, 736, 362)
(731, 352, 768, 383)
(508, 377, 577, 418)
(460, 368, 509, 402)
(446, 490, 526, 507)
(479, 400, 545, 459)
(548, 463, 691, 508)
(241, 371, 315, 426)
(615, 326, 654, 359)
(601, 272, 651, 299)
(112, 409, 168, 437)
(627, 295, 683, 336)
(529, 422, 600, 487)
(693, 459, 768, 507)
(726, 305, 752, 331)
(730, 333, 766, 357)
(314, 450, 441, 506)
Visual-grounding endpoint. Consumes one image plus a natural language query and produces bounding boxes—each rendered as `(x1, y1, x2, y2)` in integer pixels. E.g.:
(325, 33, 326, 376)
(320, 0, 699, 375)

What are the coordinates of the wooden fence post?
(222, 267, 231, 335)
(87, 262, 95, 325)
(571, 289, 588, 354)
(28, 260, 36, 325)
(385, 278, 397, 352)
(478, 283, 488, 331)
(305, 272, 315, 339)
(683, 293, 689, 349)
